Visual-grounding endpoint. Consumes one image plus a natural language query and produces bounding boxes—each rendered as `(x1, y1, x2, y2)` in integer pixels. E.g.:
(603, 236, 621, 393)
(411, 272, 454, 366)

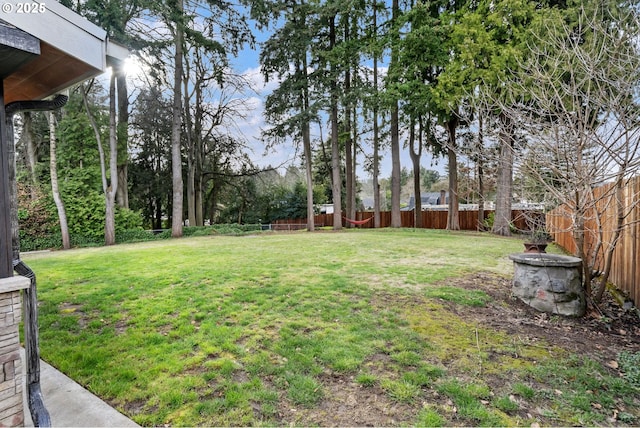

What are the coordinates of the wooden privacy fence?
(546, 176, 640, 306)
(273, 209, 535, 232)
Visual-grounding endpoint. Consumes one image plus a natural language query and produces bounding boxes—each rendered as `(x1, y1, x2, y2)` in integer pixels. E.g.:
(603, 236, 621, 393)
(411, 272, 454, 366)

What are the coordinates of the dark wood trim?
(0, 20, 40, 52)
(0, 21, 40, 79)
(0, 84, 13, 278)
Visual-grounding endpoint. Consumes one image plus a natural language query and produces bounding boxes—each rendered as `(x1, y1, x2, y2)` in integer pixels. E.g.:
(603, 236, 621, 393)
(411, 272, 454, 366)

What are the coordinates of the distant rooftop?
(404, 192, 448, 211)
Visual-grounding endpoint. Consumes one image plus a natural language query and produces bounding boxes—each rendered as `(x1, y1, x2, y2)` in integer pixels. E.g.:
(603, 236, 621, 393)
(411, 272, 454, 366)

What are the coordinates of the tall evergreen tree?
(328, 10, 343, 229)
(362, 0, 387, 228)
(395, 1, 447, 228)
(170, 0, 185, 237)
(251, 0, 319, 231)
(130, 88, 173, 229)
(387, 0, 402, 227)
(439, 0, 536, 235)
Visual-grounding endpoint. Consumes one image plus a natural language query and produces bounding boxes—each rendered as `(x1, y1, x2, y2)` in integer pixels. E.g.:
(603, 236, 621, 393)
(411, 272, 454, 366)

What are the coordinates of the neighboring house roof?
(361, 197, 375, 209)
(1, 0, 127, 104)
(404, 192, 448, 210)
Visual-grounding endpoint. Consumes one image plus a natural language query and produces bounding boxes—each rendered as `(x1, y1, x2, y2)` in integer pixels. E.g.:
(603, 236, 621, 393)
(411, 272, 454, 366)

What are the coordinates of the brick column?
(0, 276, 30, 427)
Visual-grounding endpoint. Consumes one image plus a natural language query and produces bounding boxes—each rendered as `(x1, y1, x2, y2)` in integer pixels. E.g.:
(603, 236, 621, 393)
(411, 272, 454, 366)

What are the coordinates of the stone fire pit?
(509, 253, 586, 317)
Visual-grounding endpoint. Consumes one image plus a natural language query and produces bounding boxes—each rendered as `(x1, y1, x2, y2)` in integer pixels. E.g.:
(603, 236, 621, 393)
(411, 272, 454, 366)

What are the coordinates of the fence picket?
(548, 176, 640, 306)
(274, 209, 534, 231)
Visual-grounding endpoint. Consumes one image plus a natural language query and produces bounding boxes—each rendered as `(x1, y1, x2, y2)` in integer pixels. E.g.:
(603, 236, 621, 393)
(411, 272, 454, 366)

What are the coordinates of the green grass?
(22, 229, 640, 426)
(355, 372, 378, 387)
(381, 379, 422, 402)
(618, 351, 640, 387)
(437, 379, 507, 426)
(423, 286, 491, 306)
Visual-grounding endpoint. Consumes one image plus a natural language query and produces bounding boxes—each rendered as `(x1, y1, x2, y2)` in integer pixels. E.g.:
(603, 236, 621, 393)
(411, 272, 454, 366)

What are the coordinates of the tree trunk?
(195, 142, 204, 226)
(390, 106, 401, 228)
(82, 81, 116, 245)
(330, 15, 342, 230)
(155, 153, 163, 229)
(344, 22, 354, 227)
(372, 3, 381, 228)
(184, 62, 196, 228)
(209, 183, 218, 225)
(47, 113, 70, 249)
(493, 112, 514, 236)
(186, 51, 208, 227)
(117, 166, 128, 208)
(171, 0, 185, 238)
(115, 63, 129, 209)
(345, 110, 353, 226)
(477, 114, 485, 231)
(22, 112, 39, 201)
(573, 202, 591, 297)
(446, 117, 460, 230)
(105, 72, 119, 246)
(373, 111, 381, 227)
(409, 119, 422, 228)
(389, 0, 401, 228)
(196, 177, 203, 226)
(155, 196, 163, 230)
(301, 52, 315, 232)
(187, 161, 196, 227)
(349, 18, 358, 216)
(303, 123, 315, 232)
(351, 107, 357, 213)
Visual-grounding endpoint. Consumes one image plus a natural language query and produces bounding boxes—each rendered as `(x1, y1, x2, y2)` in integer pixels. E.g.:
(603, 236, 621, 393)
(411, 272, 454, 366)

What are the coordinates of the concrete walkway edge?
(22, 350, 139, 427)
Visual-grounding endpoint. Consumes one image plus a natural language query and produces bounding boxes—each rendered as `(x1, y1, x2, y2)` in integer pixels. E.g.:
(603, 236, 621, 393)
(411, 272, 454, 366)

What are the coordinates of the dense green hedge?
(18, 224, 267, 252)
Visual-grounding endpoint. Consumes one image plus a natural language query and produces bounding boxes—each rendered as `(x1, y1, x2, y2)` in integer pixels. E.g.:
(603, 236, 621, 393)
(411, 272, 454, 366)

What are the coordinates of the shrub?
(19, 233, 63, 252)
(17, 183, 59, 247)
(483, 212, 495, 230)
(115, 230, 158, 244)
(115, 208, 144, 231)
(18, 224, 266, 251)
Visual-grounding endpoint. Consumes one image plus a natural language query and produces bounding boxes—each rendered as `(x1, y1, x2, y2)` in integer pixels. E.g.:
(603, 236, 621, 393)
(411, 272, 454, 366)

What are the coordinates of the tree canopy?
(12, 0, 639, 258)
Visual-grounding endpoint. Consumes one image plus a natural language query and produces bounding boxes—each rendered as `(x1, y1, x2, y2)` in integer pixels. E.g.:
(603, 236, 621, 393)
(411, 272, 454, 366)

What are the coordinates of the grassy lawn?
(23, 229, 639, 426)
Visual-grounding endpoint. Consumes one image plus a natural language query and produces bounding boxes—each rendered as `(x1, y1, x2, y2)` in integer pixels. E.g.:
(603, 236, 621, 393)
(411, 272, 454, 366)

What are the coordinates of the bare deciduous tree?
(82, 76, 119, 246)
(498, 3, 640, 303)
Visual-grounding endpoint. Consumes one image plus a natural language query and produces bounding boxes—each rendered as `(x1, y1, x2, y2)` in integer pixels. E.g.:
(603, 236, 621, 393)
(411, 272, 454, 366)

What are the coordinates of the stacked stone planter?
(509, 253, 585, 317)
(0, 276, 30, 427)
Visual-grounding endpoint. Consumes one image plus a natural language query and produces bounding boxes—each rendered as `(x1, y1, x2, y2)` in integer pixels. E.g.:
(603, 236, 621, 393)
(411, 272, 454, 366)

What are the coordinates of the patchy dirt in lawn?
(278, 374, 417, 427)
(449, 272, 640, 364)
(273, 272, 640, 427)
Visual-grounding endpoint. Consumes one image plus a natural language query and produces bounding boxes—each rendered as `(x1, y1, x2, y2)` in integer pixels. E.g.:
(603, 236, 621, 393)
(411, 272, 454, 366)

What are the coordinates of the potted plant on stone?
(523, 228, 552, 253)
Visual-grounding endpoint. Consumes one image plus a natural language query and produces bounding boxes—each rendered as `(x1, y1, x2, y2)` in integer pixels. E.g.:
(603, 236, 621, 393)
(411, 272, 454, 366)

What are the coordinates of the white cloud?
(232, 64, 447, 180)
(240, 65, 281, 95)
(235, 67, 299, 172)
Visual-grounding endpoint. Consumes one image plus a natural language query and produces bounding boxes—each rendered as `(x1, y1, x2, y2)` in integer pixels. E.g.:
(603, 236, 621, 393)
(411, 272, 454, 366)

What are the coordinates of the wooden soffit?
(1, 0, 127, 105)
